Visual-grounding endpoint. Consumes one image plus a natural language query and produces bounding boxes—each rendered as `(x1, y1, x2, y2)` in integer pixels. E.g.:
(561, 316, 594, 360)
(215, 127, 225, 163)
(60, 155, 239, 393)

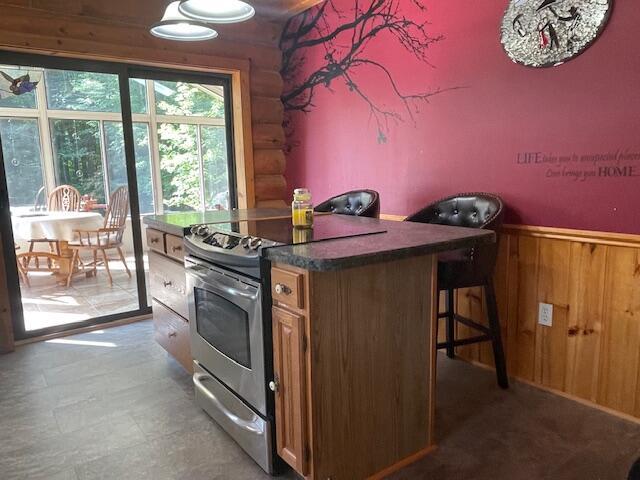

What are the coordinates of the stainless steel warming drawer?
(193, 361, 273, 474)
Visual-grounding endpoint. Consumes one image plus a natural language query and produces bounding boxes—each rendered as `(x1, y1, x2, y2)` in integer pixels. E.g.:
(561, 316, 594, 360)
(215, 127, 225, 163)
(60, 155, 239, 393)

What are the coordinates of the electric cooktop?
(184, 214, 387, 276)
(208, 214, 386, 247)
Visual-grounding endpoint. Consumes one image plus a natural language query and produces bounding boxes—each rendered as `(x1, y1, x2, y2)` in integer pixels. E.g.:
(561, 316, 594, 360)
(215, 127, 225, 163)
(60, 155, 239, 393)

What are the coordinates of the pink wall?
(283, 1, 640, 234)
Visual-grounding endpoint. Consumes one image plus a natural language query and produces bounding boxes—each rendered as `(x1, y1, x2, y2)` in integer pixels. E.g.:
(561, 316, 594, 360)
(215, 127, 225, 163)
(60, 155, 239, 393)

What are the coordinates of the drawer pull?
(150, 238, 159, 244)
(168, 331, 177, 338)
(274, 283, 291, 295)
(163, 281, 173, 288)
(172, 246, 183, 252)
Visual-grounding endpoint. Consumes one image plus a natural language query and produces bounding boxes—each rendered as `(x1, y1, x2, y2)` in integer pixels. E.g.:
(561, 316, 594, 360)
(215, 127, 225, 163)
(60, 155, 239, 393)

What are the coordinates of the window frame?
(0, 68, 234, 214)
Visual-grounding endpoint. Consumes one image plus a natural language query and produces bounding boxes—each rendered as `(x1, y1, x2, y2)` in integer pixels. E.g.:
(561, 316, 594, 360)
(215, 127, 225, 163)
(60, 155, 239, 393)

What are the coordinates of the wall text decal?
(516, 150, 640, 181)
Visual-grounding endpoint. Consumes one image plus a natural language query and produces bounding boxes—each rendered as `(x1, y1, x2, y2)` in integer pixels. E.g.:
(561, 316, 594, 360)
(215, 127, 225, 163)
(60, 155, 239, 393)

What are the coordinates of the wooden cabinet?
(165, 233, 185, 262)
(146, 228, 165, 253)
(145, 226, 192, 373)
(149, 251, 189, 319)
(270, 259, 438, 480)
(152, 300, 192, 373)
(271, 267, 304, 309)
(272, 306, 309, 476)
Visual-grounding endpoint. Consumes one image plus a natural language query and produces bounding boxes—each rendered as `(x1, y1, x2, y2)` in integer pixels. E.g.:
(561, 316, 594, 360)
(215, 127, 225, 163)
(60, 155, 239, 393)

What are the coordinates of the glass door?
(127, 70, 236, 215)
(0, 54, 150, 339)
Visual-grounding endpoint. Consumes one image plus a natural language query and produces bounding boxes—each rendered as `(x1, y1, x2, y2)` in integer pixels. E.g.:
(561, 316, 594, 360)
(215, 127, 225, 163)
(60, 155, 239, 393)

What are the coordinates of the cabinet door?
(272, 306, 309, 476)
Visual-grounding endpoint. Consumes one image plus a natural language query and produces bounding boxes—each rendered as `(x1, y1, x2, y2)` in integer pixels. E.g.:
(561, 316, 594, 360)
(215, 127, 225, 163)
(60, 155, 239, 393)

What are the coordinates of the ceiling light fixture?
(150, 1, 219, 42)
(178, 0, 256, 24)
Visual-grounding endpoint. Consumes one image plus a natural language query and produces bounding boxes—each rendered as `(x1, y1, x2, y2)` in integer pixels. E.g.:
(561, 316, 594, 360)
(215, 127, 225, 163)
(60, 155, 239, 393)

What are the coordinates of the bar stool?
(315, 190, 381, 218)
(405, 192, 509, 389)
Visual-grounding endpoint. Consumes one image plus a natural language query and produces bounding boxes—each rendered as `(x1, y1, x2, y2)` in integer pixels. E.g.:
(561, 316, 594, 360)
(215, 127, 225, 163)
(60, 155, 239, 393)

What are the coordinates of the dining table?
(12, 211, 104, 283)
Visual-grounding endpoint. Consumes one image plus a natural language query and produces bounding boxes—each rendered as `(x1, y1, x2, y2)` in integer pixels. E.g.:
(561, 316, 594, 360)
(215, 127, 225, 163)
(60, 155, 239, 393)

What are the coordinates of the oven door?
(186, 256, 266, 416)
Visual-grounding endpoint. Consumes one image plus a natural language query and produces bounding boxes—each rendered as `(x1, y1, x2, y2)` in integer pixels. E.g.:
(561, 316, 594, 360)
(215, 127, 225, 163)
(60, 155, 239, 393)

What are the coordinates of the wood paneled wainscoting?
(450, 225, 640, 421)
(380, 215, 640, 421)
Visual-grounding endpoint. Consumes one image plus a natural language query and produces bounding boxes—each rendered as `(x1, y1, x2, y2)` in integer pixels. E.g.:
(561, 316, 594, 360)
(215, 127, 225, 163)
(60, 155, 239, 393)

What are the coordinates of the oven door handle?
(187, 266, 259, 301)
(193, 373, 265, 435)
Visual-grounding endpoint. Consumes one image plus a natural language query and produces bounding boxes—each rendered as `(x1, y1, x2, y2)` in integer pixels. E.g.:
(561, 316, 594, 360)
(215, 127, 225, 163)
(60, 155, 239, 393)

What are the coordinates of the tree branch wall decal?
(280, 0, 453, 144)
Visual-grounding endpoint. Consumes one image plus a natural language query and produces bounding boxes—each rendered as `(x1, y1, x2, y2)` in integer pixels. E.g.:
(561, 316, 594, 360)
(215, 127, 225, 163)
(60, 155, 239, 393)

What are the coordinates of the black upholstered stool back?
(406, 194, 503, 230)
(406, 193, 504, 288)
(315, 190, 380, 218)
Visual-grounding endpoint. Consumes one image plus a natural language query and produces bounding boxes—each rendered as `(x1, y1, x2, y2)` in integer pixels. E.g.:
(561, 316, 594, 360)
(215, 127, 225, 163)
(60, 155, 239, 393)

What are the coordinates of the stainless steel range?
(185, 221, 277, 474)
(184, 217, 386, 474)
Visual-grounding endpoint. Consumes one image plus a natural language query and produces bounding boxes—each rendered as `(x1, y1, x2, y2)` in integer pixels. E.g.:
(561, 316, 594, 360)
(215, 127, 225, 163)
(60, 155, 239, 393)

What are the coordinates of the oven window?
(194, 287, 251, 368)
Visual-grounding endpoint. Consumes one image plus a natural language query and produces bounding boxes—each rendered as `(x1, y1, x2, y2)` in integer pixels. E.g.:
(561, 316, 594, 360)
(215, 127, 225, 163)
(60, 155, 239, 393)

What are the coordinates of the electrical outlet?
(538, 303, 553, 327)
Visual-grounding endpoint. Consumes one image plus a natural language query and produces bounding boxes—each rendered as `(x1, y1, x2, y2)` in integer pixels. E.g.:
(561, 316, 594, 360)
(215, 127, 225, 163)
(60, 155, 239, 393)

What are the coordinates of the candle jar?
(291, 188, 314, 228)
(293, 226, 313, 244)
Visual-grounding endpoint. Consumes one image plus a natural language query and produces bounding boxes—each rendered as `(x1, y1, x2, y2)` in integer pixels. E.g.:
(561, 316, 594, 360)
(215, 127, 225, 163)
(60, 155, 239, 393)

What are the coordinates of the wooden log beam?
(255, 174, 288, 201)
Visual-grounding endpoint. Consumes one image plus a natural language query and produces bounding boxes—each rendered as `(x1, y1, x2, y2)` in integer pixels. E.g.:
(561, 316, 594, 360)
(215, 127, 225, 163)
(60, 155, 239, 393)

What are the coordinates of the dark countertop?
(142, 209, 494, 272)
(262, 216, 495, 271)
(143, 209, 292, 236)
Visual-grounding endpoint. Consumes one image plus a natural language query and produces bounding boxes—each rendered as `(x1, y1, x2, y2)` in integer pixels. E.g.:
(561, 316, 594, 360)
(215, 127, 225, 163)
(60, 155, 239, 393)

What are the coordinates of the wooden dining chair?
(15, 244, 29, 287)
(15, 243, 63, 287)
(28, 185, 82, 266)
(67, 187, 131, 287)
(48, 185, 81, 212)
(33, 186, 47, 212)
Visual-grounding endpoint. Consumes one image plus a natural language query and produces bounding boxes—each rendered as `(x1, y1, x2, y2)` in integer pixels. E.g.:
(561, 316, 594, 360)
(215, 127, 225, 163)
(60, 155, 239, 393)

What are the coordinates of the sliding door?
(0, 53, 236, 341)
(0, 55, 149, 339)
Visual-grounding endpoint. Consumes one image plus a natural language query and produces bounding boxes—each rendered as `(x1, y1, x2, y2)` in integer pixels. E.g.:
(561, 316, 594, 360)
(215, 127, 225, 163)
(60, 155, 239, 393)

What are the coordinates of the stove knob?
(249, 238, 262, 250)
(240, 236, 252, 249)
(197, 225, 210, 237)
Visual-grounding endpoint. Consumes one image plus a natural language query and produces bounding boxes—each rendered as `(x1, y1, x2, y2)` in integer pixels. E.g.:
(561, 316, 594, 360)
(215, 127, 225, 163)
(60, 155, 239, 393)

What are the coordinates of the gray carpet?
(0, 320, 638, 479)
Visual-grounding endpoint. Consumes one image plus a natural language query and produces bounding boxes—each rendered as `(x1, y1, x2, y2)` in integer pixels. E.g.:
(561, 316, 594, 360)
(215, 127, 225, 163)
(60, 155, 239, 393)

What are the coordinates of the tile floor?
(19, 255, 150, 332)
(0, 321, 639, 479)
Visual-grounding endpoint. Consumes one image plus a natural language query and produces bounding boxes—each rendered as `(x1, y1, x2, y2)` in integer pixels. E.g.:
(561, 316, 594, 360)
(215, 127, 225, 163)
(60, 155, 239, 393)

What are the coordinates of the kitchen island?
(143, 210, 493, 480)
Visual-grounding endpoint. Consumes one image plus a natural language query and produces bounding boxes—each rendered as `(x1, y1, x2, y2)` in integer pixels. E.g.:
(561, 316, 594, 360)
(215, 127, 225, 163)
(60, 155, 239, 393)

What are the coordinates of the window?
(202, 126, 230, 210)
(158, 123, 200, 212)
(105, 122, 154, 214)
(0, 118, 44, 207)
(145, 77, 233, 213)
(0, 65, 234, 216)
(129, 79, 148, 115)
(154, 80, 224, 118)
(45, 70, 122, 113)
(51, 119, 105, 203)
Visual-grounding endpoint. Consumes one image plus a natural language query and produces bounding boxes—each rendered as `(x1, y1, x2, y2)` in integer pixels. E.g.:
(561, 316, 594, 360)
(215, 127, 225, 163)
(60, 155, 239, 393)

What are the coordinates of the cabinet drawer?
(146, 228, 165, 253)
(152, 300, 193, 373)
(149, 251, 189, 318)
(165, 234, 185, 262)
(271, 267, 304, 310)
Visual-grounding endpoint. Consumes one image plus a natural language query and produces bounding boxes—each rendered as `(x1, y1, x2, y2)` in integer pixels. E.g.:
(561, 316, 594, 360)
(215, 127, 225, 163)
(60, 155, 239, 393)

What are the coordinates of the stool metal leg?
(446, 288, 455, 359)
(484, 280, 509, 389)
